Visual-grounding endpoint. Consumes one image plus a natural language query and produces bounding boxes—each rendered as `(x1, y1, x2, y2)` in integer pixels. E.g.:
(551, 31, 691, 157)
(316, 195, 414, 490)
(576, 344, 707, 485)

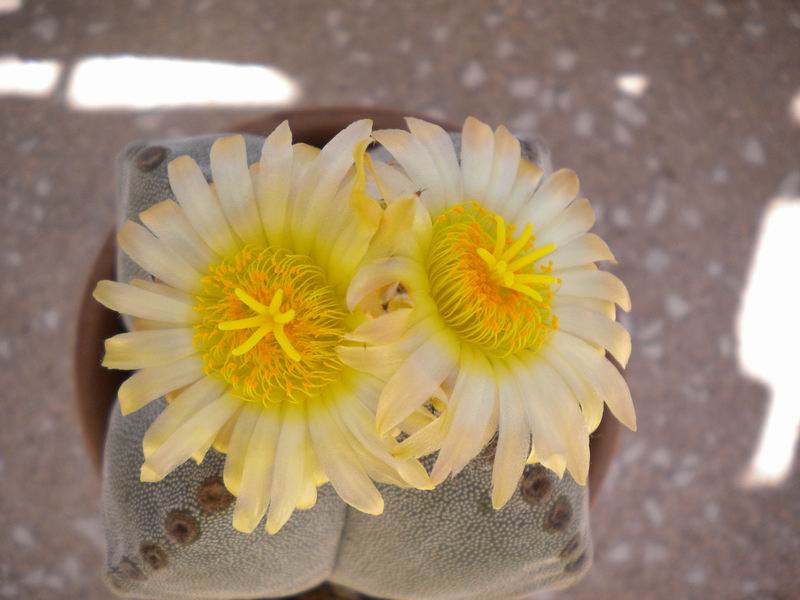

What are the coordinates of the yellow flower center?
(193, 246, 347, 403)
(427, 202, 559, 357)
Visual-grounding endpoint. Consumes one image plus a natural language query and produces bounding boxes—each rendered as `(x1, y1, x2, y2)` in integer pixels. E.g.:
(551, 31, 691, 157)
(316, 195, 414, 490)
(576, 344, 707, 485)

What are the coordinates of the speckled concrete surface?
(1, 1, 799, 599)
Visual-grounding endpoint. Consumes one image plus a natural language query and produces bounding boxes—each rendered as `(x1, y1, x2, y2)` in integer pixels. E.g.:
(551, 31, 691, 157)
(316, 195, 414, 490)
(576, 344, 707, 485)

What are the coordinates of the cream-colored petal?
(307, 400, 384, 515)
(537, 198, 595, 248)
(392, 409, 448, 460)
(558, 270, 632, 311)
(117, 221, 202, 292)
(406, 117, 463, 208)
(223, 402, 261, 497)
(372, 128, 448, 216)
(128, 278, 194, 304)
(344, 308, 414, 345)
(552, 294, 616, 320)
(143, 376, 227, 458)
(211, 406, 239, 454)
(103, 328, 196, 370)
(167, 154, 239, 256)
(376, 330, 460, 434)
(140, 392, 240, 482)
(542, 345, 605, 433)
(293, 120, 372, 253)
(257, 120, 293, 248)
(549, 233, 616, 271)
(210, 135, 266, 247)
(491, 360, 532, 509)
(502, 159, 544, 222)
(556, 306, 632, 367)
(296, 442, 319, 510)
(232, 402, 281, 533)
(551, 331, 636, 431)
(346, 256, 428, 312)
(118, 355, 204, 415)
(484, 125, 521, 212)
(460, 116, 494, 203)
(512, 354, 590, 485)
(94, 280, 196, 324)
(362, 195, 418, 263)
(265, 402, 307, 534)
(519, 169, 579, 231)
(140, 199, 216, 269)
(371, 161, 416, 202)
(430, 348, 497, 483)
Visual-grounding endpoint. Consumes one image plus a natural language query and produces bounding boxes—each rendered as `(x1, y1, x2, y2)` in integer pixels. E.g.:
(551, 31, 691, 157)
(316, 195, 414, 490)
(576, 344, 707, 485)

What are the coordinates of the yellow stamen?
(219, 287, 300, 360)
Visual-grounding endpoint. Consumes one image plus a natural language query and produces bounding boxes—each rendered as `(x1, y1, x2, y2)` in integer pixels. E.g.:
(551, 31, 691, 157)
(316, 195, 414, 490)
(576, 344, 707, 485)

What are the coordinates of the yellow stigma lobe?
(218, 288, 301, 360)
(476, 215, 559, 301)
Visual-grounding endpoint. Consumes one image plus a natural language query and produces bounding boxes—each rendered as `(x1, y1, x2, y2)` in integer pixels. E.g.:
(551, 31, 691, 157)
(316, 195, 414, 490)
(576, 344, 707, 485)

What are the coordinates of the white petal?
(140, 199, 216, 269)
(376, 330, 460, 434)
(512, 355, 590, 485)
(556, 306, 632, 367)
(519, 169, 579, 231)
(167, 154, 239, 256)
(129, 278, 194, 304)
(484, 125, 521, 212)
(549, 233, 616, 271)
(143, 376, 227, 458)
(344, 308, 414, 345)
(294, 120, 373, 253)
(266, 402, 307, 534)
(536, 198, 595, 249)
(117, 221, 202, 292)
(406, 117, 463, 208)
(542, 345, 605, 433)
(223, 402, 261, 497)
(308, 400, 383, 515)
(118, 355, 204, 415)
(502, 159, 544, 221)
(558, 270, 631, 311)
(210, 135, 266, 247)
(94, 280, 196, 324)
(460, 116, 494, 202)
(232, 402, 281, 533)
(371, 161, 416, 202)
(346, 257, 428, 312)
(551, 331, 636, 431)
(372, 128, 449, 216)
(491, 360, 532, 509)
(141, 392, 240, 482)
(103, 328, 196, 370)
(431, 348, 497, 483)
(257, 120, 293, 248)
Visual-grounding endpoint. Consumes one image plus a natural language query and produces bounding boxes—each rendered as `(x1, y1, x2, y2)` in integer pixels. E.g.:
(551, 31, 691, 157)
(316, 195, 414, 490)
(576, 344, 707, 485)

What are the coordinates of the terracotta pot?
(73, 107, 620, 506)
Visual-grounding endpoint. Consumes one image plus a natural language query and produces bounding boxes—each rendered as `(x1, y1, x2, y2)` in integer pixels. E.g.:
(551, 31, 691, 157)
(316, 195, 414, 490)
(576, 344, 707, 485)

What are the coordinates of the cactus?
(102, 133, 592, 599)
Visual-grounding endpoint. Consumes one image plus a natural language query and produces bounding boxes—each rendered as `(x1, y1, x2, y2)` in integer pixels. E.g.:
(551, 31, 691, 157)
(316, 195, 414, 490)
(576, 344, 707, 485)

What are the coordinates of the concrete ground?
(1, 1, 799, 599)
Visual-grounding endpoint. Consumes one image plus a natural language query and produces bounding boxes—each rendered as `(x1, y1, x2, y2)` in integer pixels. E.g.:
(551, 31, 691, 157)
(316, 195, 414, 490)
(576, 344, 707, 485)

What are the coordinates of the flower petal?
(167, 154, 238, 256)
(406, 117, 463, 209)
(502, 159, 543, 221)
(223, 402, 261, 496)
(257, 120, 293, 248)
(102, 328, 196, 370)
(549, 233, 616, 271)
(93, 280, 196, 324)
(118, 355, 204, 415)
(484, 125, 521, 212)
(210, 135, 266, 247)
(460, 116, 495, 203)
(558, 270, 632, 312)
(117, 221, 202, 292)
(536, 198, 595, 248)
(542, 345, 605, 433)
(346, 256, 428, 312)
(519, 168, 579, 231)
(140, 199, 216, 269)
(266, 402, 308, 534)
(556, 306, 632, 367)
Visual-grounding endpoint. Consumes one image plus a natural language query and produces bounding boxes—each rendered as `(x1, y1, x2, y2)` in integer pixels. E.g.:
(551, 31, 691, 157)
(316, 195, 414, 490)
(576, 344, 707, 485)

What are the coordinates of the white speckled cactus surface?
(103, 133, 593, 600)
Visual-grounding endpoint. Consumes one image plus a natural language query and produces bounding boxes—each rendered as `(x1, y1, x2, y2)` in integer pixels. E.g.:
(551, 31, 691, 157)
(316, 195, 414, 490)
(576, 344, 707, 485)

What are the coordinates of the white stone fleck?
(6, 251, 21, 267)
(509, 78, 538, 99)
(11, 526, 34, 547)
(34, 178, 51, 197)
(637, 319, 663, 341)
(396, 38, 412, 54)
(415, 60, 432, 80)
(710, 165, 728, 183)
(554, 48, 577, 71)
(643, 542, 669, 563)
(672, 469, 695, 487)
(333, 30, 350, 47)
(611, 207, 632, 228)
(777, 170, 800, 198)
(640, 344, 664, 361)
(573, 111, 594, 137)
(704, 2, 726, 17)
(790, 12, 800, 30)
(704, 501, 720, 522)
(718, 335, 733, 358)
(627, 45, 646, 59)
(40, 309, 60, 331)
(431, 25, 449, 44)
(651, 447, 671, 468)
(681, 207, 703, 229)
(86, 21, 109, 35)
(59, 556, 81, 582)
(484, 12, 503, 28)
(685, 566, 707, 585)
(643, 498, 665, 527)
(645, 192, 668, 225)
(706, 260, 723, 277)
(509, 112, 538, 133)
(665, 293, 690, 320)
(496, 39, 515, 59)
(31, 17, 58, 42)
(325, 9, 342, 28)
(613, 122, 633, 146)
(19, 137, 38, 153)
(674, 31, 691, 47)
(643, 248, 670, 273)
(556, 90, 573, 111)
(613, 97, 648, 127)
(0, 582, 19, 597)
(537, 88, 555, 111)
(742, 138, 765, 165)
(0, 338, 10, 360)
(461, 60, 486, 89)
(620, 439, 645, 465)
(607, 541, 631, 564)
(744, 21, 765, 37)
(616, 73, 649, 97)
(350, 50, 372, 65)
(73, 517, 105, 550)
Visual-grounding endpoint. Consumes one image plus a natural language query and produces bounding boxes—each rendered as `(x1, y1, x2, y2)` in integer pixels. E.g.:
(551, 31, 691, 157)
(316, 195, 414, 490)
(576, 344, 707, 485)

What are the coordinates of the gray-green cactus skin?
(103, 132, 592, 599)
